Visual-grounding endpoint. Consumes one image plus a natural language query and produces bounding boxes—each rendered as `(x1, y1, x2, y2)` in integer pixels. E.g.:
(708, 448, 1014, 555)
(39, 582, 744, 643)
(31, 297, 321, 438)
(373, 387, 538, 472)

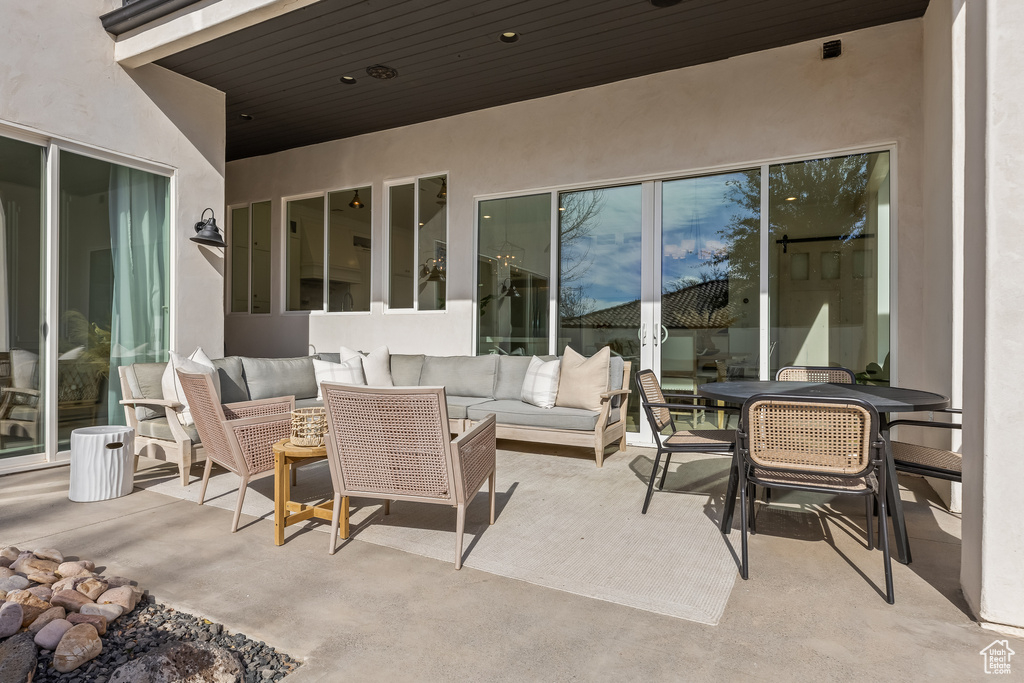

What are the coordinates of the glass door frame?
(471, 142, 898, 448)
(0, 121, 176, 473)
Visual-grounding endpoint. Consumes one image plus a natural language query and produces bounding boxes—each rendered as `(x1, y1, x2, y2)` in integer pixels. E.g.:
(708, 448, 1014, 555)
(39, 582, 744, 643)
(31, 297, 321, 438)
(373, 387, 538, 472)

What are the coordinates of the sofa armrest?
(600, 389, 631, 401)
(223, 396, 295, 420)
(118, 397, 182, 409)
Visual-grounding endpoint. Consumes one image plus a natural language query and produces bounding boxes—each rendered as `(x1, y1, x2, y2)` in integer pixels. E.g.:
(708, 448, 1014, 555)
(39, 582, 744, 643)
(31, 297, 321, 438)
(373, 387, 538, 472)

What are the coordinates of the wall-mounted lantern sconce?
(191, 208, 227, 247)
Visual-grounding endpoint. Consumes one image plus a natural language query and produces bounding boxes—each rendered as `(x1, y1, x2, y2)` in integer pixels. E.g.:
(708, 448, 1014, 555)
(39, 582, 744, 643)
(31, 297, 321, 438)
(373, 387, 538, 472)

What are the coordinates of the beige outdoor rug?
(140, 444, 741, 625)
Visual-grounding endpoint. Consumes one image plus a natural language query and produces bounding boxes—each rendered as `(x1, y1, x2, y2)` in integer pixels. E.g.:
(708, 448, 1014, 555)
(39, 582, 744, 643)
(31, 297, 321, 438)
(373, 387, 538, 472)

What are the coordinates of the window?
(388, 174, 447, 310)
(285, 196, 326, 311)
(477, 194, 551, 355)
(326, 187, 371, 312)
(228, 200, 271, 314)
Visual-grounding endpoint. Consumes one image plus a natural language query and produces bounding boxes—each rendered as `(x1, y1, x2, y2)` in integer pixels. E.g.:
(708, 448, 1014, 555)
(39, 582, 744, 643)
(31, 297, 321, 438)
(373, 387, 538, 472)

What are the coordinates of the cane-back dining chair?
(734, 394, 893, 603)
(635, 369, 736, 514)
(176, 370, 295, 532)
(775, 366, 856, 383)
(321, 383, 497, 568)
(889, 408, 962, 482)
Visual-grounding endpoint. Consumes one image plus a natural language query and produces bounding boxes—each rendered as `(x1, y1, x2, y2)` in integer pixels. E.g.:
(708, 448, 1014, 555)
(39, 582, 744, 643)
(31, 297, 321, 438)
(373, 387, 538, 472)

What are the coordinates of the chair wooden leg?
(455, 503, 466, 570)
(642, 451, 664, 514)
(198, 458, 213, 505)
(231, 477, 248, 533)
(178, 445, 193, 487)
(328, 493, 342, 555)
(488, 472, 496, 524)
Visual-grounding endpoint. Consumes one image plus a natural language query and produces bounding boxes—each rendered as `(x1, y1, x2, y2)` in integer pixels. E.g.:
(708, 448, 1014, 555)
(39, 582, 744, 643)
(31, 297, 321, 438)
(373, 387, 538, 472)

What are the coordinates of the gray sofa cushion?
(294, 397, 323, 409)
(494, 356, 534, 400)
(467, 400, 600, 431)
(420, 355, 497, 398)
(125, 362, 167, 421)
(445, 395, 492, 420)
(137, 417, 199, 444)
(213, 356, 249, 403)
(391, 354, 425, 386)
(241, 356, 317, 400)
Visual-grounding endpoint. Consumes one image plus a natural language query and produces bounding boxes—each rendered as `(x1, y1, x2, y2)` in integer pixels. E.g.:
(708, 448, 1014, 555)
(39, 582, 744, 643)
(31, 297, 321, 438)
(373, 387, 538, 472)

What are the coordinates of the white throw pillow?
(521, 356, 561, 409)
(161, 348, 220, 426)
(313, 357, 366, 400)
(339, 345, 394, 387)
(9, 349, 39, 389)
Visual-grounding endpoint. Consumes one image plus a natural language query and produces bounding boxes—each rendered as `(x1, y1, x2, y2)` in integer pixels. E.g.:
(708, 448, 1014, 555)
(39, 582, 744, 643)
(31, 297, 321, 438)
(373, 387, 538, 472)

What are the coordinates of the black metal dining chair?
(889, 408, 962, 482)
(733, 394, 894, 604)
(635, 370, 736, 514)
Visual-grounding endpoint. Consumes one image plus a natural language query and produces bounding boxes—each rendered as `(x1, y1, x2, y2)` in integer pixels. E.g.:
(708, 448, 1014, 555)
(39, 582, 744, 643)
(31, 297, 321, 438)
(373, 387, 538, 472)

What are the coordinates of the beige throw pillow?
(339, 345, 394, 387)
(554, 346, 611, 412)
(161, 348, 220, 426)
(313, 357, 365, 400)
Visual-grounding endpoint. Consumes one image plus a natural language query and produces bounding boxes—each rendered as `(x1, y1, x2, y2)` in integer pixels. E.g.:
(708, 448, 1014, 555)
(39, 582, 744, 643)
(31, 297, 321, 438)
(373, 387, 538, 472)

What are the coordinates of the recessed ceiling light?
(483, 215, 491, 219)
(339, 76, 357, 85)
(239, 113, 253, 121)
(499, 31, 519, 43)
(366, 64, 398, 80)
(785, 196, 797, 201)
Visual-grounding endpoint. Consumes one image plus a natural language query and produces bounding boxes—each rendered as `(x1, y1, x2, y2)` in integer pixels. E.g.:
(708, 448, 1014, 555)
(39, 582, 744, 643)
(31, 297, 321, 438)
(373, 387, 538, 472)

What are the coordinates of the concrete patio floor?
(1, 447, 1019, 682)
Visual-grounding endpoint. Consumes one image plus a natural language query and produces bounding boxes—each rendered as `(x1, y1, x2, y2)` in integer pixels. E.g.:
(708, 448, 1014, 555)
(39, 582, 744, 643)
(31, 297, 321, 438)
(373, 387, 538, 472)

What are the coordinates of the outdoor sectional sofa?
(119, 351, 631, 485)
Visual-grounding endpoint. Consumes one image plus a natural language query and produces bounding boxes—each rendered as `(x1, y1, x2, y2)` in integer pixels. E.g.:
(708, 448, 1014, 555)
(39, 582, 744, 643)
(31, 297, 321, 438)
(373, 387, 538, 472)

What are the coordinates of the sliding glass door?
(475, 149, 893, 445)
(0, 135, 47, 459)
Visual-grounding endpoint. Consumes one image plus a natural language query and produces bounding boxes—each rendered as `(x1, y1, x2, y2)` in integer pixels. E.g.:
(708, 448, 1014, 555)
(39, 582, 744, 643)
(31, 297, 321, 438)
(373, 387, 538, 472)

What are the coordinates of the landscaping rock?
(0, 575, 29, 593)
(0, 568, 14, 580)
(11, 555, 59, 576)
(5, 590, 50, 627)
(80, 601, 123, 622)
(108, 641, 244, 683)
(34, 618, 74, 650)
(27, 570, 59, 585)
(0, 632, 37, 683)
(28, 606, 66, 634)
(55, 562, 92, 579)
(67, 612, 107, 636)
(49, 577, 76, 593)
(98, 586, 137, 612)
(75, 577, 108, 601)
(33, 549, 64, 564)
(0, 546, 19, 562)
(50, 589, 92, 613)
(0, 558, 11, 569)
(0, 602, 24, 638)
(104, 575, 135, 588)
(26, 585, 53, 602)
(53, 623, 102, 673)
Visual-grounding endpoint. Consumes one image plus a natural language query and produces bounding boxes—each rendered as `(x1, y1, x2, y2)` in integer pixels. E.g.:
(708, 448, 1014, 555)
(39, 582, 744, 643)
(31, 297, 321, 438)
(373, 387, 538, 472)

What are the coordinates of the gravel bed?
(31, 597, 301, 683)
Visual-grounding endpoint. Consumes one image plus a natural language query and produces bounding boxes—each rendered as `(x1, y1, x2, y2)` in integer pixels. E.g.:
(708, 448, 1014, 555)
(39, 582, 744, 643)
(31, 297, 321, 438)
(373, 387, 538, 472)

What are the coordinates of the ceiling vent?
(366, 64, 399, 80)
(822, 40, 842, 60)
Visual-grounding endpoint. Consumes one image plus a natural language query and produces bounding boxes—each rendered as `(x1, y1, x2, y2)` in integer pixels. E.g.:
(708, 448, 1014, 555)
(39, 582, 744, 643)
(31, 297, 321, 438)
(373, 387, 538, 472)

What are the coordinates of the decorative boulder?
(0, 632, 37, 683)
(109, 642, 244, 683)
(53, 623, 103, 673)
(28, 605, 66, 634)
(76, 577, 109, 601)
(98, 586, 137, 613)
(68, 612, 107, 636)
(35, 617, 75, 650)
(51, 589, 93, 613)
(0, 602, 24, 638)
(33, 548, 64, 564)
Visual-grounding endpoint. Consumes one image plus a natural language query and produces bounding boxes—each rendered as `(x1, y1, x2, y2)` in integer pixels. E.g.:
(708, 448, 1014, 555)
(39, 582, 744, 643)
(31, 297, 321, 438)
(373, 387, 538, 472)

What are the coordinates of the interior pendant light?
(437, 179, 447, 201)
(349, 189, 364, 209)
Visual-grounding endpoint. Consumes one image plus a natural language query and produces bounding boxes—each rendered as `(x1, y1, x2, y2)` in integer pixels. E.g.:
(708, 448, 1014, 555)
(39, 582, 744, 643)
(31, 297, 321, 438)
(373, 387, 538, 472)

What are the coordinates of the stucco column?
(961, 0, 1024, 629)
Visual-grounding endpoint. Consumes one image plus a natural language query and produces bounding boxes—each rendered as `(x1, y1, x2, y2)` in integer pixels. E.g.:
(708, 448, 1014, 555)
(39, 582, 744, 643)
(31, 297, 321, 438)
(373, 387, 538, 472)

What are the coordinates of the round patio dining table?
(698, 380, 949, 566)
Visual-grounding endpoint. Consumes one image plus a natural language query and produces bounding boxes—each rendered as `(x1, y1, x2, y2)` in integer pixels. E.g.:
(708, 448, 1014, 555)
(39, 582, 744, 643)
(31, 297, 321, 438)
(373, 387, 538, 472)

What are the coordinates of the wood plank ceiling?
(155, 0, 929, 161)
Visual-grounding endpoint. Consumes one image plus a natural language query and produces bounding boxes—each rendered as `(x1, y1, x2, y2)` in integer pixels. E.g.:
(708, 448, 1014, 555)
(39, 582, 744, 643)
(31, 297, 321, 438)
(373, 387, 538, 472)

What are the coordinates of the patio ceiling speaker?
(191, 208, 226, 248)
(366, 64, 398, 80)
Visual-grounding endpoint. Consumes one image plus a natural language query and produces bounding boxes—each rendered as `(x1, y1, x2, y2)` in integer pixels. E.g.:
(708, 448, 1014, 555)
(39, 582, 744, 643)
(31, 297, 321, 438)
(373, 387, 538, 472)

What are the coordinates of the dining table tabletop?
(697, 380, 950, 565)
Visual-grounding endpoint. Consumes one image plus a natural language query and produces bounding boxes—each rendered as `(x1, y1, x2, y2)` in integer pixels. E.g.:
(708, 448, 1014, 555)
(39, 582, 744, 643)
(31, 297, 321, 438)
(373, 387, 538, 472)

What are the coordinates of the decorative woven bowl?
(290, 407, 327, 447)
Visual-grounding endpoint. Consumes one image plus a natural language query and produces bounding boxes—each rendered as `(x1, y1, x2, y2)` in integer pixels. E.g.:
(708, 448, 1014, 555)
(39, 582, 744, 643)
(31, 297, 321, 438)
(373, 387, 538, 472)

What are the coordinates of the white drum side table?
(69, 426, 135, 502)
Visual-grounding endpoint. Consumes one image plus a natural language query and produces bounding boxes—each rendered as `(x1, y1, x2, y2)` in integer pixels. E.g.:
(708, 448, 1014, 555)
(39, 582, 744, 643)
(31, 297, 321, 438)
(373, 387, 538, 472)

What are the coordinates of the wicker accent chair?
(734, 394, 893, 603)
(889, 408, 962, 481)
(176, 370, 295, 532)
(321, 383, 496, 568)
(775, 366, 856, 384)
(635, 369, 736, 514)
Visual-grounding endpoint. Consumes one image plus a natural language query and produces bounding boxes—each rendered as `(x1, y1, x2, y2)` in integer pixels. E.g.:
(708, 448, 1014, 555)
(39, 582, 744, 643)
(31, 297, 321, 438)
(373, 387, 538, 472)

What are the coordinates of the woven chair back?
(775, 366, 856, 384)
(177, 371, 237, 473)
(322, 383, 454, 501)
(742, 397, 876, 476)
(636, 370, 671, 432)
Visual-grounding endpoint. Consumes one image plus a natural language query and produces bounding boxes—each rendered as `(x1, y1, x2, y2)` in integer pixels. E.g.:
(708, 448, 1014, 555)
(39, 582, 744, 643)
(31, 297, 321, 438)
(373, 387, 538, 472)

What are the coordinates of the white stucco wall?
(227, 20, 927, 366)
(0, 0, 226, 357)
(961, 0, 1024, 629)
